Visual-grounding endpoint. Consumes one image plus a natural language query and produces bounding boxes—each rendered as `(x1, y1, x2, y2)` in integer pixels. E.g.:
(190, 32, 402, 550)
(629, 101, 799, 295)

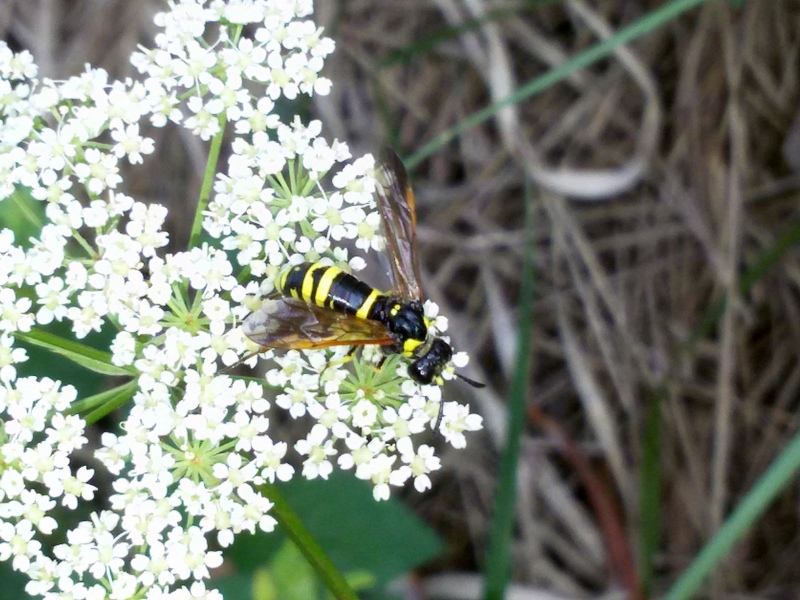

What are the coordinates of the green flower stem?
(260, 482, 358, 600)
(300, 175, 317, 197)
(189, 288, 206, 313)
(288, 159, 298, 195)
(70, 227, 98, 258)
(404, 0, 707, 170)
(167, 283, 192, 316)
(664, 429, 800, 600)
(229, 24, 244, 44)
(267, 172, 292, 198)
(188, 113, 228, 249)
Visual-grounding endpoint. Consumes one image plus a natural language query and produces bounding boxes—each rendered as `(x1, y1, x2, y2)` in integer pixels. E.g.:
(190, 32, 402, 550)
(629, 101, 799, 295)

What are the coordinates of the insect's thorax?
(279, 262, 430, 357)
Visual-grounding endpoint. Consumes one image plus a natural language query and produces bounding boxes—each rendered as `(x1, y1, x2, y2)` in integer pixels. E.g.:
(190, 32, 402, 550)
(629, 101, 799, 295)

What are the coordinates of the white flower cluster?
(0, 0, 482, 598)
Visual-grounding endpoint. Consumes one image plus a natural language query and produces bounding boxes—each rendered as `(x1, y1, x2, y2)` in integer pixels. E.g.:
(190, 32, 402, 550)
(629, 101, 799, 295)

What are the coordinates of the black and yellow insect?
(243, 149, 482, 425)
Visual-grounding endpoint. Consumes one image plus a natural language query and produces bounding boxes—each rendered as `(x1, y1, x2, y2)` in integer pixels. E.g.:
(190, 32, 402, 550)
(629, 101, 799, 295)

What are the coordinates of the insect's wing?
(375, 148, 423, 301)
(243, 298, 394, 350)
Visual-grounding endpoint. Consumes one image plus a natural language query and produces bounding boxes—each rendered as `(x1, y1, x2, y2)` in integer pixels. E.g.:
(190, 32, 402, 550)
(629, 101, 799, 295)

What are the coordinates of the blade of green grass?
(15, 329, 136, 377)
(405, 0, 707, 170)
(691, 222, 800, 347)
(639, 384, 664, 596)
(642, 222, 800, 595)
(483, 178, 536, 600)
(378, 1, 557, 68)
(664, 429, 800, 600)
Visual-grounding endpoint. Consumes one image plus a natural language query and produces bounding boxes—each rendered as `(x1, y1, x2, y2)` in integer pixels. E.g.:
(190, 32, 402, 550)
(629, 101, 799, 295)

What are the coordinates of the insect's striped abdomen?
(279, 262, 383, 320)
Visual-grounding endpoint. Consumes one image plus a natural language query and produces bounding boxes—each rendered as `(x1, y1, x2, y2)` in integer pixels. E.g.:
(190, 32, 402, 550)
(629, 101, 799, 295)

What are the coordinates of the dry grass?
(5, 0, 800, 597)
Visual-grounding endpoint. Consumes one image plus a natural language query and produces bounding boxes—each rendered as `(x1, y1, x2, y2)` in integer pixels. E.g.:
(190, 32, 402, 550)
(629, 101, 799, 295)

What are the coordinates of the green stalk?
(652, 221, 800, 596)
(405, 0, 708, 170)
(639, 384, 664, 596)
(188, 114, 227, 249)
(70, 228, 98, 258)
(261, 482, 358, 600)
(288, 159, 297, 196)
(664, 429, 800, 600)
(483, 179, 535, 600)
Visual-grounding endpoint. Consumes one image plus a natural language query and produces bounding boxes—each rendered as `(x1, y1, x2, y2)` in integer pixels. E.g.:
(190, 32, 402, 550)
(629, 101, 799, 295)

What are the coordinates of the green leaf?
(213, 574, 256, 600)
(270, 542, 328, 599)
(83, 386, 137, 424)
(227, 473, 442, 586)
(252, 567, 278, 600)
(279, 473, 441, 584)
(15, 329, 135, 377)
(0, 186, 44, 248)
(260, 480, 359, 600)
(0, 559, 31, 598)
(216, 542, 378, 600)
(68, 380, 138, 423)
(272, 542, 375, 599)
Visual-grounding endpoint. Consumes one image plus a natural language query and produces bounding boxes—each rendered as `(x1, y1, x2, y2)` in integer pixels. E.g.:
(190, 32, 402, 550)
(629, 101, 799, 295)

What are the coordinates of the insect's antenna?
(455, 372, 486, 388)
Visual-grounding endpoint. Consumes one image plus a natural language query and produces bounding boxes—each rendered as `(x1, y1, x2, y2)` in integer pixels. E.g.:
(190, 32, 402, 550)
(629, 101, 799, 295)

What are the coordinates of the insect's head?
(407, 337, 453, 385)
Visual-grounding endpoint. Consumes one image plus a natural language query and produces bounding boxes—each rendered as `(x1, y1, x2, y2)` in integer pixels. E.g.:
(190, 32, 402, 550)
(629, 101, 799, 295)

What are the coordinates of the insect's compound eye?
(408, 359, 434, 384)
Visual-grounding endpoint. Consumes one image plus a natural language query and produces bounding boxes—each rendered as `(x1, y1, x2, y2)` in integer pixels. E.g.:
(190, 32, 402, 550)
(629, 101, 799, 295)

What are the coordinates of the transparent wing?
(243, 298, 394, 350)
(375, 148, 423, 301)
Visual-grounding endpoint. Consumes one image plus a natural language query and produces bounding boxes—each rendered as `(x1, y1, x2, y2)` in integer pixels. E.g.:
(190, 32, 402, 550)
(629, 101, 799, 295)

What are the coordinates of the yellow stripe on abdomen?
(315, 267, 341, 307)
(300, 264, 324, 303)
(356, 289, 380, 320)
(278, 268, 290, 293)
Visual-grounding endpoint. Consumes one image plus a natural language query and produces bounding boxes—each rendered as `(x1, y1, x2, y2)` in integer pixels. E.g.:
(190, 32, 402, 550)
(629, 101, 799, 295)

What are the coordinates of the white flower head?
(0, 1, 483, 596)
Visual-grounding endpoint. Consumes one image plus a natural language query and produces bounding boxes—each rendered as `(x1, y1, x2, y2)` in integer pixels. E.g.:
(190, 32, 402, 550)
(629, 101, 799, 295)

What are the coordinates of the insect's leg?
(434, 398, 445, 432)
(320, 346, 358, 379)
(369, 342, 399, 373)
(364, 354, 391, 376)
(219, 349, 265, 374)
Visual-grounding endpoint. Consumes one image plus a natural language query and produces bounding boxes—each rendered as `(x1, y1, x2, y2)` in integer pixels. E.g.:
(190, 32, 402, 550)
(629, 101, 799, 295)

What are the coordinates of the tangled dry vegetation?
(5, 0, 800, 597)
